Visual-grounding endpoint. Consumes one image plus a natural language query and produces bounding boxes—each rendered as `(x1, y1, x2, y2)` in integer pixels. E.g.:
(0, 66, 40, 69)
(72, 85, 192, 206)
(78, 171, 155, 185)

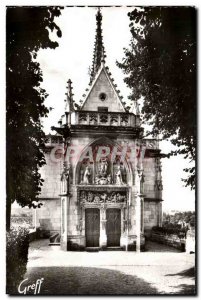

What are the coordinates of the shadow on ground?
(22, 266, 159, 295)
(145, 240, 180, 253)
(166, 267, 196, 295)
(173, 284, 196, 295)
(166, 267, 195, 278)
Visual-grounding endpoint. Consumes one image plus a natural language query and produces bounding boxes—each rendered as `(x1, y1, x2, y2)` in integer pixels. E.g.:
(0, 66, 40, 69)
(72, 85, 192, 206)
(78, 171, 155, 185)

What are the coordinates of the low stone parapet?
(150, 232, 185, 251)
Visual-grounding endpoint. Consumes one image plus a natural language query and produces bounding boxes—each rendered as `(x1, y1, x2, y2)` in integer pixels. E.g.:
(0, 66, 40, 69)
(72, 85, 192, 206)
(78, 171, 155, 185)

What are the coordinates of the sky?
(36, 6, 195, 212)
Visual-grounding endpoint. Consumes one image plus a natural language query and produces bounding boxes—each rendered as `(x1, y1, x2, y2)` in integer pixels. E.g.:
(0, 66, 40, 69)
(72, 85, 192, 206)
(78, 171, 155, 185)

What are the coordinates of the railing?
(71, 111, 140, 127)
(45, 135, 63, 145)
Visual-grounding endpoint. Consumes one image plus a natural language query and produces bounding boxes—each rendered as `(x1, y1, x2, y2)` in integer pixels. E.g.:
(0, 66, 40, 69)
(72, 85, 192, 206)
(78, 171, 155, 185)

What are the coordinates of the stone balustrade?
(45, 135, 63, 146)
(70, 111, 139, 127)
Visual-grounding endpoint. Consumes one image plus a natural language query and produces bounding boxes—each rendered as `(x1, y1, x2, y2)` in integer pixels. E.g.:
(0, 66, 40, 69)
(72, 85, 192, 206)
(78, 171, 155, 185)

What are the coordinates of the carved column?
(135, 164, 145, 252)
(99, 205, 107, 249)
(60, 162, 71, 251)
(141, 198, 144, 233)
(135, 193, 141, 252)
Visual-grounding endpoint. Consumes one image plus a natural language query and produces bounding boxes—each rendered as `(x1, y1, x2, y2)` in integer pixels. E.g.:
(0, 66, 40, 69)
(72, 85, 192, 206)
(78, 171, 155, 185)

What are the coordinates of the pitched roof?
(80, 63, 126, 112)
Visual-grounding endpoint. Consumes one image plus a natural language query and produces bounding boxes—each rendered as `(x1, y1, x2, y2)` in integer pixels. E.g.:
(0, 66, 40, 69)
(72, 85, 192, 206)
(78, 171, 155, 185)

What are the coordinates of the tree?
(6, 6, 62, 231)
(117, 7, 196, 189)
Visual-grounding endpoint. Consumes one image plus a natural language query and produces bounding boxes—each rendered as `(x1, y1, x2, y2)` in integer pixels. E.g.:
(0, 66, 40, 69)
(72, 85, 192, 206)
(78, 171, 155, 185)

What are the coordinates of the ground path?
(22, 239, 195, 295)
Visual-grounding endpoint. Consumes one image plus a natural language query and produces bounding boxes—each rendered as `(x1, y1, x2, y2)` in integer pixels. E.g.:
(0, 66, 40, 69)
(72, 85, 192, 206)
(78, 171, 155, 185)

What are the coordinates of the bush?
(11, 215, 33, 228)
(6, 226, 29, 294)
(152, 225, 187, 238)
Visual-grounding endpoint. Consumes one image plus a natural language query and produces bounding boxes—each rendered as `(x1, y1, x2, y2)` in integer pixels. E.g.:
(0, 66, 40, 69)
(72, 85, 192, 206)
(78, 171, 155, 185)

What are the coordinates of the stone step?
(86, 247, 100, 252)
(105, 247, 123, 251)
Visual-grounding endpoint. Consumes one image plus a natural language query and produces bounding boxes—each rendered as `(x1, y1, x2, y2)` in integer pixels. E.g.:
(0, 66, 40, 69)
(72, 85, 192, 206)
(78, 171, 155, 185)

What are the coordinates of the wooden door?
(85, 208, 100, 247)
(106, 209, 121, 247)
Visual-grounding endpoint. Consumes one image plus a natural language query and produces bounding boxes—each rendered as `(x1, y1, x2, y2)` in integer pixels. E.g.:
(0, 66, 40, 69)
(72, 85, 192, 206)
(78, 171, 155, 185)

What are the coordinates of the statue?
(115, 165, 124, 185)
(61, 163, 70, 193)
(82, 166, 91, 184)
(87, 192, 93, 202)
(98, 159, 108, 177)
(107, 174, 112, 184)
(95, 158, 112, 185)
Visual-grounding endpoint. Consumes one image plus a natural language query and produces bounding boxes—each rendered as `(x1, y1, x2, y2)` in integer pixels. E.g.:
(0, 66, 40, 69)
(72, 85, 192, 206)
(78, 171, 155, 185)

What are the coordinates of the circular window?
(99, 92, 107, 101)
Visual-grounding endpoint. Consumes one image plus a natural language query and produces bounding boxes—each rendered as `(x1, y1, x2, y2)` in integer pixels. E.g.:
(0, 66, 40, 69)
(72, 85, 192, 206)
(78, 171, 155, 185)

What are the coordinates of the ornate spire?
(89, 8, 106, 84)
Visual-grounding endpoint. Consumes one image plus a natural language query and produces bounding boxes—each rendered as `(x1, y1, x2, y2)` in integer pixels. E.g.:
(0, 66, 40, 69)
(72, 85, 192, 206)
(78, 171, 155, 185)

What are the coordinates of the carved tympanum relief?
(79, 190, 127, 204)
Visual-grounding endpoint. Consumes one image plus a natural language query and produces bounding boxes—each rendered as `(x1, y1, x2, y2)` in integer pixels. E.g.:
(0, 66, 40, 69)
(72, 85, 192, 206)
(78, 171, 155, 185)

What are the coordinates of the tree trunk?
(6, 198, 11, 231)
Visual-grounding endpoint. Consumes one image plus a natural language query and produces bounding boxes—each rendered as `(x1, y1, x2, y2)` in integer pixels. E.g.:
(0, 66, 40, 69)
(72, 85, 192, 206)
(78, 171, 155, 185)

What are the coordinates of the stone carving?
(147, 141, 155, 149)
(135, 168, 145, 194)
(107, 174, 112, 184)
(79, 112, 87, 122)
(95, 158, 112, 185)
(155, 158, 162, 172)
(82, 166, 91, 184)
(100, 113, 108, 123)
(121, 115, 129, 125)
(95, 177, 109, 185)
(115, 165, 124, 185)
(89, 113, 98, 124)
(51, 135, 63, 144)
(80, 190, 127, 204)
(154, 179, 163, 191)
(61, 163, 70, 193)
(98, 159, 108, 176)
(110, 114, 118, 125)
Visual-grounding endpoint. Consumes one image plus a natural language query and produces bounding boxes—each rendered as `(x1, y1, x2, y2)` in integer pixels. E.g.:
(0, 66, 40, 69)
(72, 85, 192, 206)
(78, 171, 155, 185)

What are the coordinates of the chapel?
(36, 9, 163, 251)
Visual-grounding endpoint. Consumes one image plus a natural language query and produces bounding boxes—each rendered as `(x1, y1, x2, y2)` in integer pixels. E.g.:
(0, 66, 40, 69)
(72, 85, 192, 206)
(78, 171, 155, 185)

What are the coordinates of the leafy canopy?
(117, 7, 196, 189)
(6, 7, 62, 212)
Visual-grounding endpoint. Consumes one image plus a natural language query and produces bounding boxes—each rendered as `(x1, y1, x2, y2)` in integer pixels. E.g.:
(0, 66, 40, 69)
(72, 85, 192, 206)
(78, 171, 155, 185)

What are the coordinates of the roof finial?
(89, 8, 106, 84)
(65, 79, 74, 112)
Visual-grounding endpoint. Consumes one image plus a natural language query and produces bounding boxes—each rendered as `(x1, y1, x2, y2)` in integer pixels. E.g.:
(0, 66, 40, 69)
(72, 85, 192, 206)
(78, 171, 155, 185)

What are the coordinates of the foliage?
(163, 211, 195, 227)
(117, 7, 196, 189)
(152, 225, 187, 238)
(6, 7, 62, 230)
(11, 216, 33, 228)
(6, 227, 29, 294)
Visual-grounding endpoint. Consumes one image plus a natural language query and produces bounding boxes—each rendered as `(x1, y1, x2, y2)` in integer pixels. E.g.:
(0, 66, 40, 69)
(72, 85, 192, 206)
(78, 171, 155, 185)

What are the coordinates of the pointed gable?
(81, 67, 125, 112)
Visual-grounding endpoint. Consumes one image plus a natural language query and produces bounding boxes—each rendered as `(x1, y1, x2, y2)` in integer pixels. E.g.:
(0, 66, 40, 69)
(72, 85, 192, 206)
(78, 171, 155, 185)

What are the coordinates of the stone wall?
(39, 152, 62, 198)
(144, 201, 161, 235)
(35, 199, 61, 236)
(150, 232, 185, 251)
(143, 157, 161, 199)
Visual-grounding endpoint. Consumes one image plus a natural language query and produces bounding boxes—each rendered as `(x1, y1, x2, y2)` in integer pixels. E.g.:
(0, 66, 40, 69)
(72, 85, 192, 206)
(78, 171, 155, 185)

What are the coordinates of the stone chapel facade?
(36, 9, 163, 251)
